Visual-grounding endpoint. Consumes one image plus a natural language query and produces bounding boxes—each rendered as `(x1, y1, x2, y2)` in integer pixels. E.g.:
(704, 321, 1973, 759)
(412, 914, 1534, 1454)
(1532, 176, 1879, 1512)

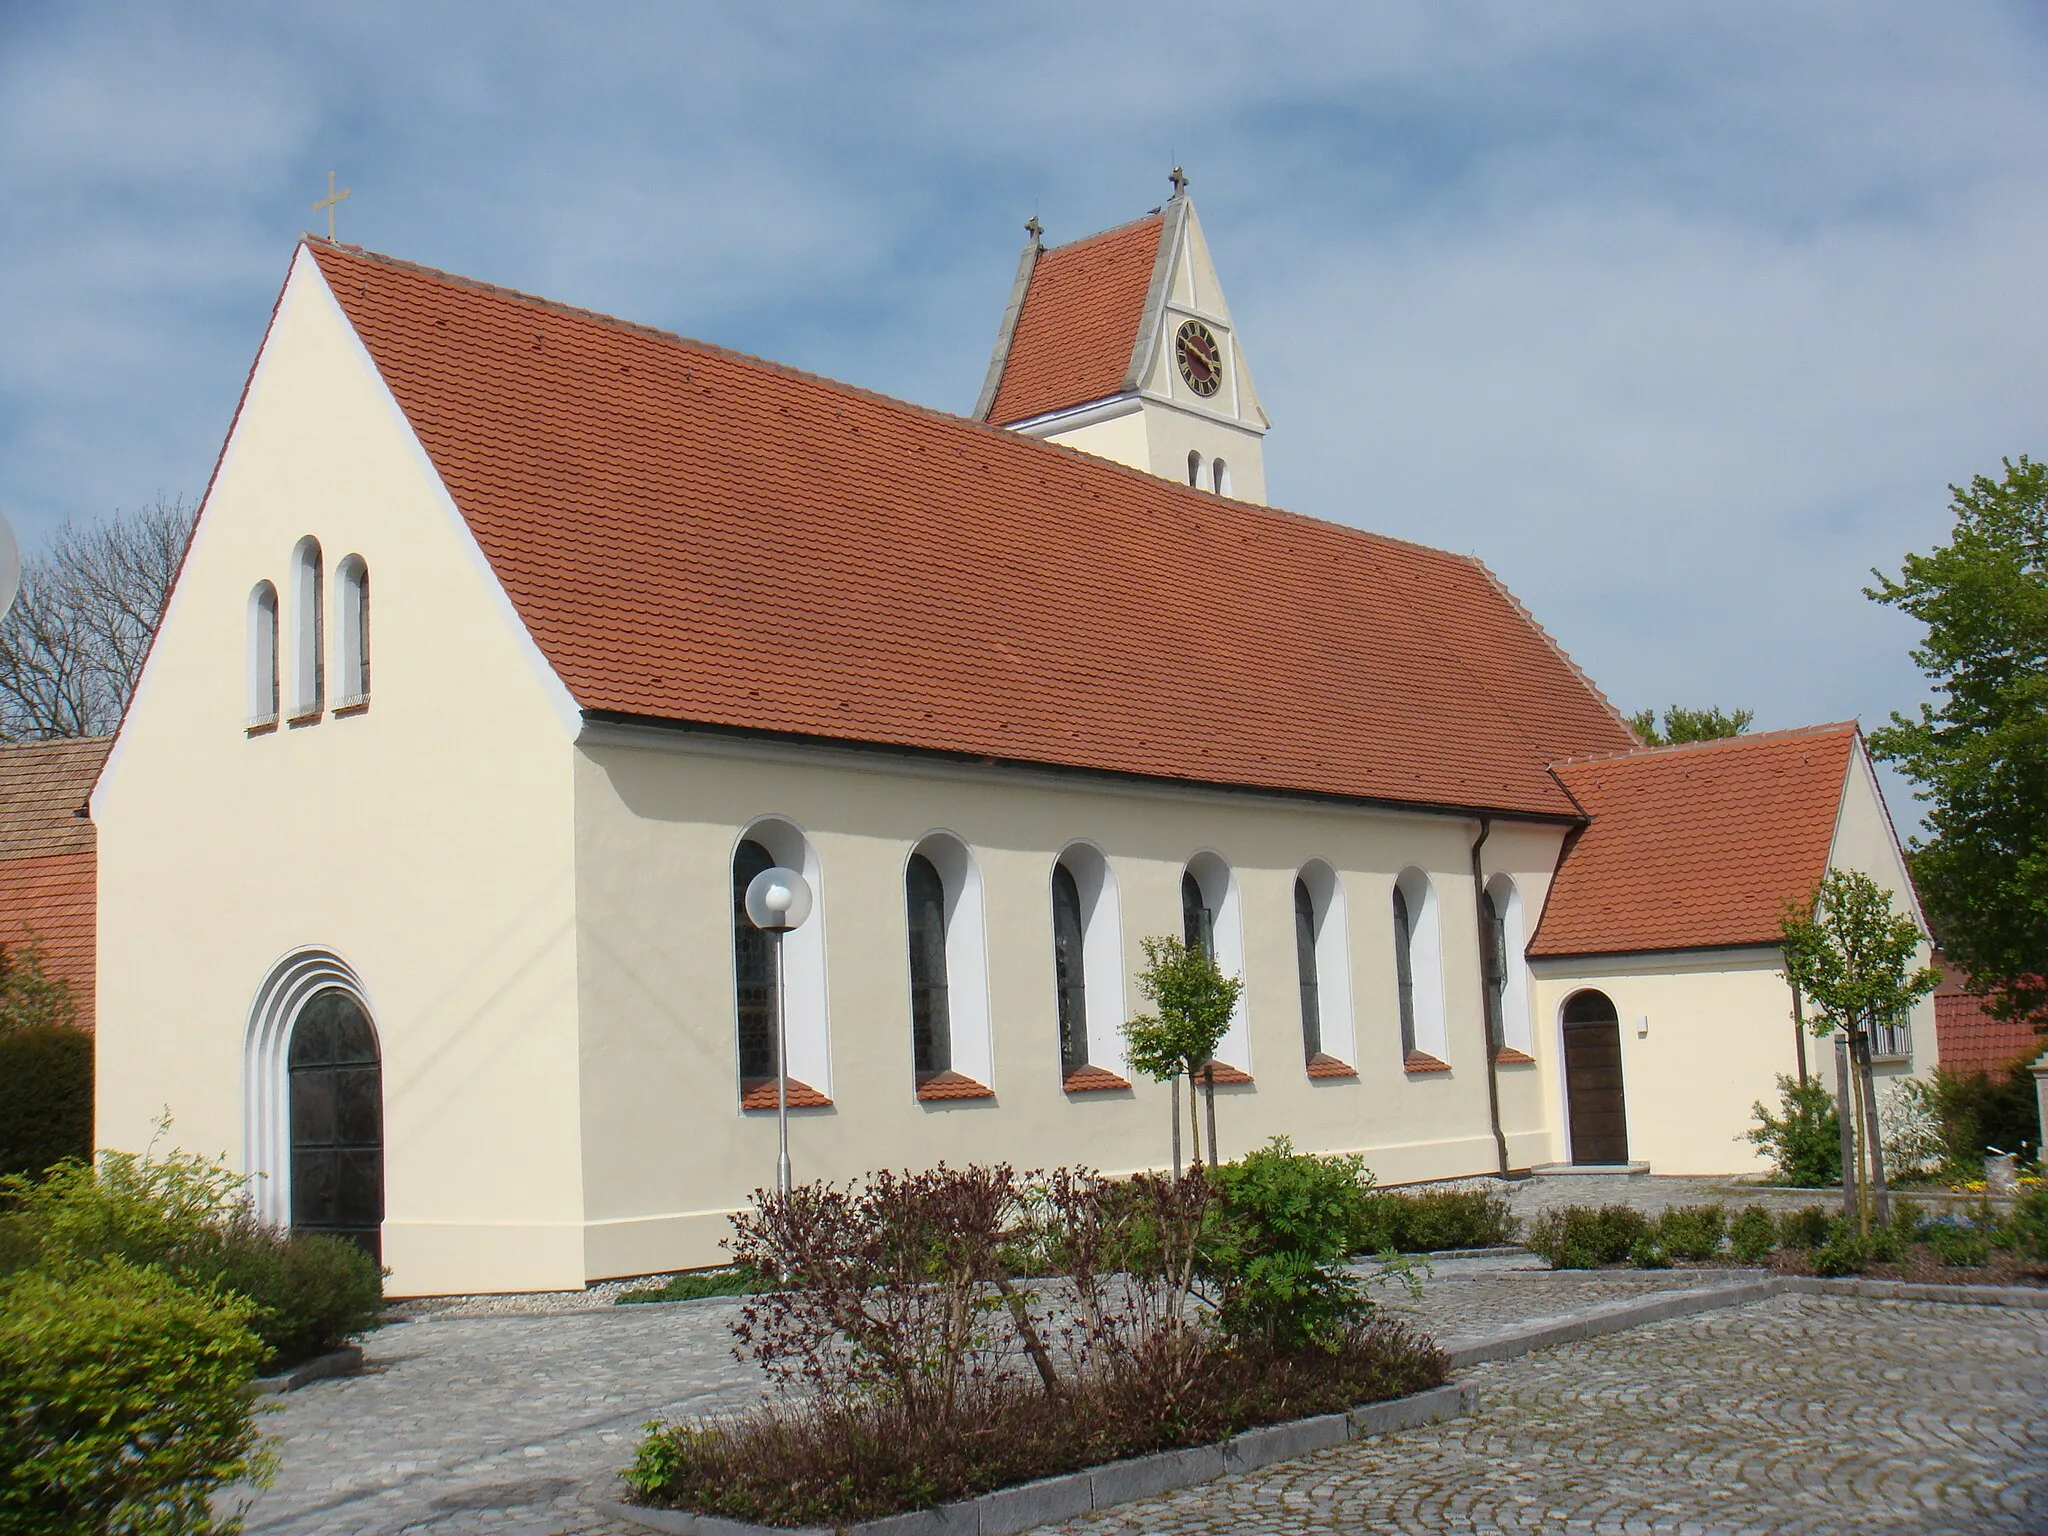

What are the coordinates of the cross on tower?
(1169, 166, 1189, 198)
(313, 171, 352, 241)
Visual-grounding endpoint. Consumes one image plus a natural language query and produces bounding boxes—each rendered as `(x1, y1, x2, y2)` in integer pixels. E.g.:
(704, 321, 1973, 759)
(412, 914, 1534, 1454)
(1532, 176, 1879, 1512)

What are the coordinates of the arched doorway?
(288, 987, 384, 1262)
(1561, 989, 1628, 1165)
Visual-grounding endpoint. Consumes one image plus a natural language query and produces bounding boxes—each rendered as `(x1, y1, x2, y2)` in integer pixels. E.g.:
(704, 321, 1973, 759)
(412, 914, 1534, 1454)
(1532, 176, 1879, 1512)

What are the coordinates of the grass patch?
(614, 1266, 768, 1305)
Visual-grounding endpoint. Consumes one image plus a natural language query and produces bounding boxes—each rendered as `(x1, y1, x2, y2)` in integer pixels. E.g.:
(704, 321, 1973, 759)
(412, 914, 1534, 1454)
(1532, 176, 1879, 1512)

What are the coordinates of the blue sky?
(5, 3, 2046, 823)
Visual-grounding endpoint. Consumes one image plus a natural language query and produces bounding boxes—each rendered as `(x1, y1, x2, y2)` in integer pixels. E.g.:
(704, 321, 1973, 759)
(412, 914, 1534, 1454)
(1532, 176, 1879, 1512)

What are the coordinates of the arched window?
(247, 581, 279, 726)
(1482, 875, 1534, 1058)
(1052, 862, 1089, 1073)
(1053, 842, 1125, 1088)
(906, 853, 951, 1077)
(288, 987, 384, 1262)
(1212, 459, 1232, 496)
(1294, 878, 1321, 1058)
(336, 555, 370, 707)
(290, 536, 324, 718)
(729, 819, 834, 1107)
(905, 833, 992, 1097)
(1393, 868, 1449, 1068)
(1187, 449, 1202, 487)
(1181, 852, 1250, 1077)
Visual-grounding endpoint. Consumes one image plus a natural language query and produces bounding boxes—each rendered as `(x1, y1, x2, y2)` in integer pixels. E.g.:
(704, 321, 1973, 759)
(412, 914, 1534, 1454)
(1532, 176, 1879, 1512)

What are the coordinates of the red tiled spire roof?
(307, 241, 1635, 818)
(983, 215, 1164, 426)
(1528, 724, 1859, 957)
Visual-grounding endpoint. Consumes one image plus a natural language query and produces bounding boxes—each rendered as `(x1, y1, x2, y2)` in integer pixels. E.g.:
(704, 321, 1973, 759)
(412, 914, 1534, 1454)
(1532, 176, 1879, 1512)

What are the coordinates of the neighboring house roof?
(0, 736, 109, 1029)
(980, 214, 1164, 427)
(1528, 724, 1859, 958)
(305, 241, 1636, 819)
(1933, 961, 2046, 1074)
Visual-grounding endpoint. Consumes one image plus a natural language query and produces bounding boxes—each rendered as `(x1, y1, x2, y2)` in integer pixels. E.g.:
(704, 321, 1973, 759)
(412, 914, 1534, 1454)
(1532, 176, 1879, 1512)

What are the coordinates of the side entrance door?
(1561, 989, 1629, 1165)
(289, 987, 385, 1262)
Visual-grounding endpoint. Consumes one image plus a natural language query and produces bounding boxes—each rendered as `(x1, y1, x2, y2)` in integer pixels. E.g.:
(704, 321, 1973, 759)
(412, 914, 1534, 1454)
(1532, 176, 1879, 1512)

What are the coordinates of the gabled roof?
(0, 737, 109, 1029)
(978, 213, 1166, 427)
(0, 738, 106, 860)
(306, 240, 1636, 819)
(1528, 724, 1859, 958)
(1933, 962, 2044, 1073)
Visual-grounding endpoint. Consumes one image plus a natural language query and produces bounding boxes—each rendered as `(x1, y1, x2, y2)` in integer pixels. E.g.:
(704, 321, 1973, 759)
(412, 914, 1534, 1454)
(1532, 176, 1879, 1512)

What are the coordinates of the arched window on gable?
(247, 582, 279, 728)
(290, 537, 324, 719)
(1187, 450, 1202, 487)
(335, 555, 370, 708)
(1212, 459, 1232, 497)
(1052, 842, 1125, 1090)
(906, 852, 951, 1077)
(1393, 868, 1449, 1070)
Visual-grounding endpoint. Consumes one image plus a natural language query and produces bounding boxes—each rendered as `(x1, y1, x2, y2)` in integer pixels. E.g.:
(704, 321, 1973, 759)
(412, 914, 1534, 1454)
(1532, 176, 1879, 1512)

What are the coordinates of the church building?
(92, 178, 1932, 1295)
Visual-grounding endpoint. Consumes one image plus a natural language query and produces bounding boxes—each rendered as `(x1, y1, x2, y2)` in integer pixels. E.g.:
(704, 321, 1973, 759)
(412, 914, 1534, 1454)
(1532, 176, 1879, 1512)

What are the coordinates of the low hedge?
(1351, 1188, 1518, 1254)
(0, 1257, 274, 1535)
(0, 1026, 92, 1181)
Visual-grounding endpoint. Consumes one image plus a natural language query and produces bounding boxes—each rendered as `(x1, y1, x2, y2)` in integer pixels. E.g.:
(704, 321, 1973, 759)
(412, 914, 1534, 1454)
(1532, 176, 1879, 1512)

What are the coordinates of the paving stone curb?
(596, 1381, 1476, 1536)
(250, 1345, 362, 1396)
(1440, 1278, 1779, 1367)
(1776, 1274, 2048, 1307)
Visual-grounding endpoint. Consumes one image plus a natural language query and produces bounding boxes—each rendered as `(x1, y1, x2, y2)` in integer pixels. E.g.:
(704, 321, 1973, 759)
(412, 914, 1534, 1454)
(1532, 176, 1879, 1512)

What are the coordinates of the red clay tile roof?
(984, 216, 1163, 427)
(0, 738, 109, 1030)
(739, 1076, 830, 1110)
(1528, 725, 1858, 958)
(1062, 1065, 1132, 1093)
(307, 241, 1635, 819)
(915, 1070, 995, 1101)
(1933, 963, 2045, 1074)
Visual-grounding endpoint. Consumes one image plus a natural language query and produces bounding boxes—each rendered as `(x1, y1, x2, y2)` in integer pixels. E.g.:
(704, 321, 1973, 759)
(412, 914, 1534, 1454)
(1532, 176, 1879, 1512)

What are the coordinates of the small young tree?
(1627, 705, 1754, 746)
(1122, 936, 1242, 1173)
(1780, 870, 1939, 1230)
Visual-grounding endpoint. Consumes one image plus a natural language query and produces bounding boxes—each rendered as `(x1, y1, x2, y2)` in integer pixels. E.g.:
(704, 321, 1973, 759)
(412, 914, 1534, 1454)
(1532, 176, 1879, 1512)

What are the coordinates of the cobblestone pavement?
(235, 1271, 2046, 1534)
(1035, 1294, 2048, 1536)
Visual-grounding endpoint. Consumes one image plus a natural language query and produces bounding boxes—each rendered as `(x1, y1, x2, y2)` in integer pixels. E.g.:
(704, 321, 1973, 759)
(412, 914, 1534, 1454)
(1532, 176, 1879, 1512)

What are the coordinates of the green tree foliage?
(1868, 456, 2048, 1023)
(0, 1257, 274, 1536)
(1122, 936, 1242, 1167)
(0, 941, 80, 1033)
(1627, 705, 1755, 746)
(1206, 1138, 1374, 1349)
(0, 943, 91, 1179)
(1781, 870, 1940, 1226)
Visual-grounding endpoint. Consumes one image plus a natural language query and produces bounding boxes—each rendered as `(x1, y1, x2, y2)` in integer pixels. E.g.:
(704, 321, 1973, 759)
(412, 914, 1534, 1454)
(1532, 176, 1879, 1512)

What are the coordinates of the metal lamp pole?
(744, 864, 814, 1198)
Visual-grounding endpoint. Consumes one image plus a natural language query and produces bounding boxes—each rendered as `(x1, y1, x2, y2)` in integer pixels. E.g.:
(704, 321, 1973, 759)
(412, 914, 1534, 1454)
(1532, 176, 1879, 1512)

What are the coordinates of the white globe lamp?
(743, 865, 814, 1192)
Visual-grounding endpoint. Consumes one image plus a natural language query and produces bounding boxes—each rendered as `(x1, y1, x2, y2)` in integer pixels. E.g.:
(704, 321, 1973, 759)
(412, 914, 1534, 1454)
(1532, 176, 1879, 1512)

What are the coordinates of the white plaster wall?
(1826, 740, 1937, 1079)
(94, 250, 584, 1296)
(573, 732, 1568, 1281)
(1038, 409, 1151, 476)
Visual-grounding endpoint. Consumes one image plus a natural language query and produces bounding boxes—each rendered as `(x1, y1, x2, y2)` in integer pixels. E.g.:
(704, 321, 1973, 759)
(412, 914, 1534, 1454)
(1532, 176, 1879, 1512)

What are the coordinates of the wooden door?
(1562, 990, 1628, 1165)
(289, 988, 384, 1263)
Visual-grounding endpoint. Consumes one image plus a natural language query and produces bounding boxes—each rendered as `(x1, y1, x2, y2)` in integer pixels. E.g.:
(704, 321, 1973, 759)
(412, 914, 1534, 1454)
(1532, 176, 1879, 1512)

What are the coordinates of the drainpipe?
(1470, 816, 1510, 1177)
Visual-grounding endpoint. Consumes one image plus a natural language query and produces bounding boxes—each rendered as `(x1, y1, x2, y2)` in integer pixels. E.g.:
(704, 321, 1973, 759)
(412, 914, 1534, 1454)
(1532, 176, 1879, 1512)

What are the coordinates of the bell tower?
(974, 171, 1271, 504)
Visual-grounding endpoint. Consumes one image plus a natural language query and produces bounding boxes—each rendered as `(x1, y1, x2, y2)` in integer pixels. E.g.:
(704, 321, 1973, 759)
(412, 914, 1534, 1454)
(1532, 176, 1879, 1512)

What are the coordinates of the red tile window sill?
(1403, 1051, 1451, 1075)
(1196, 1060, 1253, 1086)
(916, 1070, 994, 1102)
(1062, 1065, 1132, 1093)
(1492, 1046, 1536, 1066)
(1305, 1053, 1357, 1079)
(739, 1076, 831, 1110)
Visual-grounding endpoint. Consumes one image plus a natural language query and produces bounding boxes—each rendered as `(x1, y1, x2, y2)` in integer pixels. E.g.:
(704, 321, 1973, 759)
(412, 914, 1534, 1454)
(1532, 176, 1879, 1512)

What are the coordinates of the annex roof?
(979, 214, 1164, 427)
(1528, 724, 1859, 958)
(0, 736, 109, 1028)
(306, 240, 1636, 819)
(1933, 960, 2045, 1074)
(0, 738, 106, 861)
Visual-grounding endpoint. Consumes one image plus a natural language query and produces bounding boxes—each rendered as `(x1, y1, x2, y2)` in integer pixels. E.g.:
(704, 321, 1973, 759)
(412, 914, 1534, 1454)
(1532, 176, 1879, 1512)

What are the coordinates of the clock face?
(1174, 319, 1224, 398)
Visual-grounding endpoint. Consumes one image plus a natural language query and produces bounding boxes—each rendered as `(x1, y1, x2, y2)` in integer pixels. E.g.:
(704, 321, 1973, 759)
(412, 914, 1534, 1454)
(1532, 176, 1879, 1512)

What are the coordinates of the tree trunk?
(1203, 1063, 1219, 1168)
(1835, 1037, 1859, 1224)
(1853, 1022, 1891, 1226)
(1187, 1068, 1203, 1168)
(1170, 1075, 1181, 1180)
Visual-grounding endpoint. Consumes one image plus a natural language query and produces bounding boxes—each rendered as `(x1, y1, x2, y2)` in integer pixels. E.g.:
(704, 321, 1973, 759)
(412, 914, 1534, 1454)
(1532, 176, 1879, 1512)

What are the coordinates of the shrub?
(1728, 1206, 1777, 1264)
(1526, 1205, 1647, 1269)
(1350, 1189, 1517, 1254)
(1810, 1233, 1868, 1277)
(1925, 1223, 1991, 1267)
(0, 1257, 274, 1535)
(1653, 1204, 1725, 1261)
(1862, 1222, 1903, 1264)
(1922, 1061, 2042, 1173)
(1628, 1237, 1671, 1269)
(1, 1146, 383, 1369)
(616, 1266, 771, 1305)
(1746, 1076, 1841, 1186)
(0, 1026, 91, 1181)
(1209, 1139, 1374, 1349)
(2009, 1187, 2048, 1260)
(1776, 1205, 1833, 1251)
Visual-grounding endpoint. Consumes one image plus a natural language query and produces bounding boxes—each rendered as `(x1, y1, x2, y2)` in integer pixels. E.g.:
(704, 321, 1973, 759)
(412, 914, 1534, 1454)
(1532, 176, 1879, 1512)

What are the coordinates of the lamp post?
(744, 864, 814, 1194)
(0, 509, 19, 624)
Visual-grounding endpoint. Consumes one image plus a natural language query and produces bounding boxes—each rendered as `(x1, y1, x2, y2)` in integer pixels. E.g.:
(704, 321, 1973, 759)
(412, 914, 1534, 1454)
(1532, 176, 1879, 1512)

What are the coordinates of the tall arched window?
(247, 581, 279, 726)
(1294, 878, 1321, 1058)
(1480, 886, 1507, 1053)
(732, 837, 778, 1083)
(1485, 875, 1534, 1057)
(1212, 459, 1232, 496)
(1053, 842, 1125, 1089)
(1186, 449, 1202, 487)
(1181, 852, 1250, 1078)
(290, 536, 324, 718)
(1181, 870, 1215, 958)
(906, 852, 951, 1077)
(336, 555, 370, 707)
(1052, 862, 1089, 1073)
(1394, 868, 1449, 1069)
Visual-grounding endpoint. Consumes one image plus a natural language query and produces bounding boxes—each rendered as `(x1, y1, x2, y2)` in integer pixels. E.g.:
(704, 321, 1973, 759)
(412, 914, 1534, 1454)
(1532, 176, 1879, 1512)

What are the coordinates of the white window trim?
(1486, 874, 1535, 1054)
(908, 831, 993, 1089)
(1297, 860, 1357, 1065)
(243, 948, 376, 1228)
(246, 581, 279, 727)
(289, 536, 324, 718)
(1054, 841, 1127, 1072)
(1185, 850, 1250, 1073)
(1396, 867, 1449, 1061)
(335, 553, 369, 708)
(736, 817, 833, 1098)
